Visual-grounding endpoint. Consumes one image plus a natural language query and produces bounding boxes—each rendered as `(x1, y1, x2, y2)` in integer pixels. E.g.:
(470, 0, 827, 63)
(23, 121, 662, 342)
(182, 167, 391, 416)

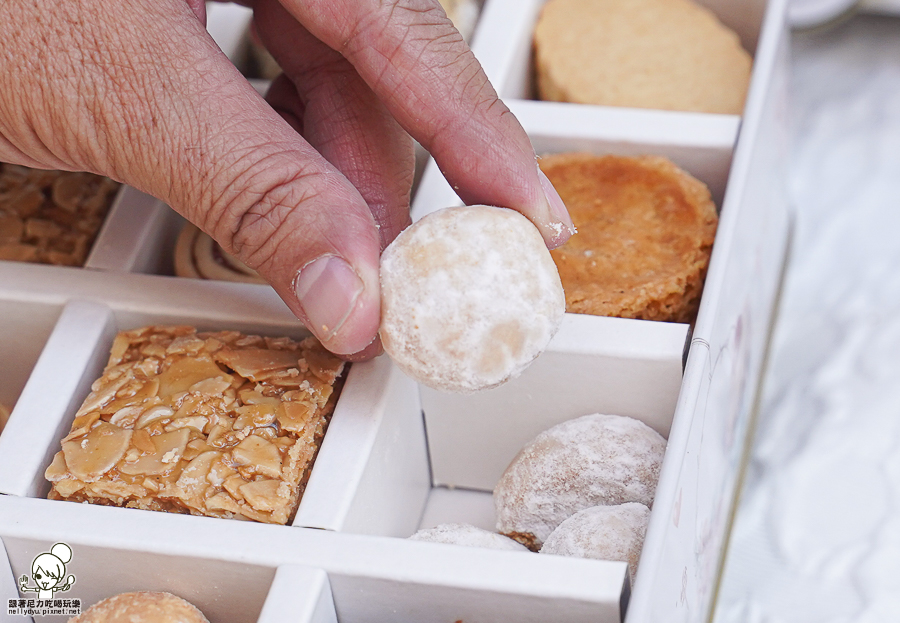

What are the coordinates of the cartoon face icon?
(19, 543, 76, 599)
(32, 557, 62, 591)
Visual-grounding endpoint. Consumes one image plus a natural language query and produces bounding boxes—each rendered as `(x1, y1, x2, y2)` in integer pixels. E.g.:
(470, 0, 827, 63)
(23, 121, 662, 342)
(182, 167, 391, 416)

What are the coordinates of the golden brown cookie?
(0, 164, 119, 266)
(540, 153, 718, 323)
(71, 592, 208, 623)
(534, 0, 752, 114)
(46, 326, 344, 525)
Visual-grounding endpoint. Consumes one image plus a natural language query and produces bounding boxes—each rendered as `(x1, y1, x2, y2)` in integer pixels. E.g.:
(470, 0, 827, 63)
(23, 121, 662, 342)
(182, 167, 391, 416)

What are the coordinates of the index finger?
(279, 0, 575, 247)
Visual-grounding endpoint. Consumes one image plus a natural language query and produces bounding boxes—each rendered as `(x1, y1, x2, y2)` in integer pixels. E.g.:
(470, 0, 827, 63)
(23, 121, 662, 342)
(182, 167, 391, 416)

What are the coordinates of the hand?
(0, 0, 574, 358)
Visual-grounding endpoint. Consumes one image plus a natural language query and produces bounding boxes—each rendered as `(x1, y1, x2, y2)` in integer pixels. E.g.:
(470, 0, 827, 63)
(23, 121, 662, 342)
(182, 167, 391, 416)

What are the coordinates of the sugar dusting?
(494, 413, 666, 546)
(379, 206, 565, 393)
(410, 523, 531, 551)
(540, 503, 650, 586)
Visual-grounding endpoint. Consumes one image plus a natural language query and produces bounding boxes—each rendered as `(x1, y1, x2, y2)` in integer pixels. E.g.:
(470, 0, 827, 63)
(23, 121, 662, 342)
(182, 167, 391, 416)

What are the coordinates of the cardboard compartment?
(0, 285, 421, 535)
(472, 0, 765, 104)
(0, 298, 64, 421)
(86, 186, 185, 276)
(410, 117, 724, 541)
(407, 2, 791, 622)
(300, 313, 687, 537)
(1, 531, 338, 623)
(0, 0, 791, 621)
(0, 495, 626, 623)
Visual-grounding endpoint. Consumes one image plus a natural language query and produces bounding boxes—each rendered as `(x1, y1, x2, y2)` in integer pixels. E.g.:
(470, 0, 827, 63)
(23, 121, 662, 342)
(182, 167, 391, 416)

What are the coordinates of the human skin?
(0, 0, 574, 358)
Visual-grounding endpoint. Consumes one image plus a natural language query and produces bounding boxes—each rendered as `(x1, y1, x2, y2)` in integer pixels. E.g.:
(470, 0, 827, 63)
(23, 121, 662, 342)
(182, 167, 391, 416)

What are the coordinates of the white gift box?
(0, 0, 792, 621)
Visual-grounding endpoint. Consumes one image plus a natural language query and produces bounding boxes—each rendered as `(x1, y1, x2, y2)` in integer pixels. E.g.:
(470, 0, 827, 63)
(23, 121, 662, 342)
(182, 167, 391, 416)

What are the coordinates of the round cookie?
(174, 223, 267, 284)
(494, 413, 665, 549)
(410, 523, 531, 552)
(71, 592, 209, 623)
(540, 503, 651, 586)
(534, 0, 752, 114)
(540, 153, 718, 323)
(379, 206, 565, 393)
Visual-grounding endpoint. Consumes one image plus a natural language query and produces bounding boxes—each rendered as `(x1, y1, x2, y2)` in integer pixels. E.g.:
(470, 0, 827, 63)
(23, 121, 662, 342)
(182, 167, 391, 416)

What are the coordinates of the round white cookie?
(380, 206, 565, 393)
(540, 503, 651, 586)
(410, 523, 530, 552)
(494, 413, 666, 549)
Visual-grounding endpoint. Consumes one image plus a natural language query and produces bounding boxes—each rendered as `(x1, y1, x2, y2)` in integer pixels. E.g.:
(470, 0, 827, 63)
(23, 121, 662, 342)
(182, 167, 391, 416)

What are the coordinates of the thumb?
(1, 0, 382, 355)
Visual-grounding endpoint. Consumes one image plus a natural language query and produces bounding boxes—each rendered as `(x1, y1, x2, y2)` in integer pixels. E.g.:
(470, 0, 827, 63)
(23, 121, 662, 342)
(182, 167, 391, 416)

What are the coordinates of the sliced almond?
(189, 375, 233, 396)
(89, 479, 147, 500)
(63, 411, 101, 442)
(222, 474, 246, 500)
(233, 404, 277, 430)
(131, 428, 155, 454)
(205, 456, 232, 485)
(62, 423, 132, 481)
(183, 438, 213, 460)
(119, 428, 190, 476)
(44, 451, 69, 482)
(175, 450, 220, 499)
(239, 479, 282, 512)
(140, 343, 167, 359)
(75, 375, 130, 418)
(165, 415, 208, 433)
(102, 378, 160, 414)
(238, 389, 281, 406)
(304, 347, 344, 383)
(214, 348, 300, 381)
(277, 401, 315, 434)
(232, 435, 283, 479)
(166, 335, 206, 355)
(53, 479, 85, 497)
(109, 405, 143, 428)
(205, 491, 242, 514)
(135, 405, 175, 429)
(156, 355, 225, 401)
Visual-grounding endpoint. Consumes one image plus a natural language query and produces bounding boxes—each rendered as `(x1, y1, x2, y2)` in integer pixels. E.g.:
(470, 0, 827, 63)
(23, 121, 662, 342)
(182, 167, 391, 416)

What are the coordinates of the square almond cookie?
(0, 164, 120, 266)
(45, 325, 344, 525)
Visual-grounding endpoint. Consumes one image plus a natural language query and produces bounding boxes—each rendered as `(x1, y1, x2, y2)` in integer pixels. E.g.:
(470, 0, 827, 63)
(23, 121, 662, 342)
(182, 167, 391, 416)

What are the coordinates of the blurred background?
(714, 3, 900, 622)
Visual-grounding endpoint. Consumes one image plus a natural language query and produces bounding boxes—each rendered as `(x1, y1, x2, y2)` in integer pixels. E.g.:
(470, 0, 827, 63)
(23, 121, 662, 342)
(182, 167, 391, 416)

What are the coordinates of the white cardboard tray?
(0, 0, 792, 621)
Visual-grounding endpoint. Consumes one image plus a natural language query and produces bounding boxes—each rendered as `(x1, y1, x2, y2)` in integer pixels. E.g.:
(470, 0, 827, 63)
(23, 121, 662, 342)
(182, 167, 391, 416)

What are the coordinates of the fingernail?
(538, 168, 576, 248)
(294, 255, 364, 341)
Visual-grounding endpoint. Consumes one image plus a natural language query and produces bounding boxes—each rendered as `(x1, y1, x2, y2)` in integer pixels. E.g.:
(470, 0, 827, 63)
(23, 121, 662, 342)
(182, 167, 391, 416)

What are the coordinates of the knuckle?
(211, 157, 327, 272)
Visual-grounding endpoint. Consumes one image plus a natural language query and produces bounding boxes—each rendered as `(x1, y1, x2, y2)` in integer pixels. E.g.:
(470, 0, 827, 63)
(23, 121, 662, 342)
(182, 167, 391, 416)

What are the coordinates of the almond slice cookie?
(46, 325, 344, 525)
(0, 164, 119, 266)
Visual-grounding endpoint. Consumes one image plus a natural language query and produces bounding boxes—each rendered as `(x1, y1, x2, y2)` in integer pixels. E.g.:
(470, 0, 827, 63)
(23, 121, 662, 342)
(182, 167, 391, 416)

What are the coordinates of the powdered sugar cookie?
(540, 503, 651, 586)
(494, 413, 665, 549)
(380, 206, 565, 393)
(410, 523, 531, 552)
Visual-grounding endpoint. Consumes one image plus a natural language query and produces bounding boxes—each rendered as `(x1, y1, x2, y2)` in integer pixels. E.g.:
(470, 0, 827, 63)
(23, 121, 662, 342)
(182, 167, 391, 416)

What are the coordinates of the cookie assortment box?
(0, 0, 792, 622)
